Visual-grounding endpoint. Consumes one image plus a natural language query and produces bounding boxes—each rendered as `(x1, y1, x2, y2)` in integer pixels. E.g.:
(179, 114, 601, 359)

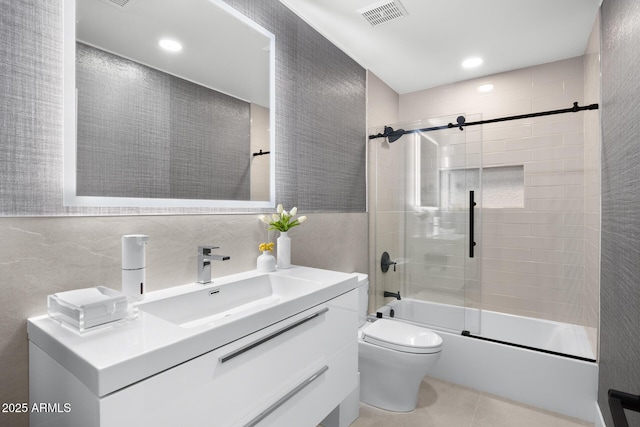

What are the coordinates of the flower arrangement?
(258, 242, 274, 252)
(256, 242, 276, 272)
(259, 204, 307, 232)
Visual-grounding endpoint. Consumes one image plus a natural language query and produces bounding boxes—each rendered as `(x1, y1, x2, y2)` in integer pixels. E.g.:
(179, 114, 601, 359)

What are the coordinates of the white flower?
(263, 204, 307, 232)
(258, 215, 270, 224)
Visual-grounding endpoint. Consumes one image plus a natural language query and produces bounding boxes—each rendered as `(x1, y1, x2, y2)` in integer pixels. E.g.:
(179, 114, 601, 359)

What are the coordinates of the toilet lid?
(363, 319, 442, 354)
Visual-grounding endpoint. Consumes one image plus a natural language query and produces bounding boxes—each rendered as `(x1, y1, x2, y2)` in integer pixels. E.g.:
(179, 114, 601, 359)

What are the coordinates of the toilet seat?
(362, 319, 442, 354)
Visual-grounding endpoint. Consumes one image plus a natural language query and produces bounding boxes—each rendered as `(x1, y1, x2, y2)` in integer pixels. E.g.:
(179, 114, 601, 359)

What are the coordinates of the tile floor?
(348, 376, 593, 427)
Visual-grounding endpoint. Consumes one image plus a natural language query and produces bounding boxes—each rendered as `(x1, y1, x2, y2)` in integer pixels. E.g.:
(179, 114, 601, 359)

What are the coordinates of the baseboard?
(595, 402, 606, 427)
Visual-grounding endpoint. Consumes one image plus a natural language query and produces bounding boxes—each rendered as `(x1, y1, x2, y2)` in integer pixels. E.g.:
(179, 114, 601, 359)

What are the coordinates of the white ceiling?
(279, 0, 602, 94)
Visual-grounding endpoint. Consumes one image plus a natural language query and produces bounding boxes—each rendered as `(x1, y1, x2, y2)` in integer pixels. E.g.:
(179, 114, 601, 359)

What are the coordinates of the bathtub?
(376, 298, 599, 423)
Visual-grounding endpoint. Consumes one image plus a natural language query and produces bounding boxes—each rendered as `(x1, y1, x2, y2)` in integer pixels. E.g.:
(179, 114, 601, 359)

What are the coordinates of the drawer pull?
(244, 365, 329, 427)
(220, 307, 329, 364)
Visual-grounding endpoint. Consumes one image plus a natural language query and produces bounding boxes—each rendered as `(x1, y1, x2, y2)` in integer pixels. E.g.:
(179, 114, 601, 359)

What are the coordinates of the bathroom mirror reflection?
(64, 0, 275, 208)
(416, 133, 439, 208)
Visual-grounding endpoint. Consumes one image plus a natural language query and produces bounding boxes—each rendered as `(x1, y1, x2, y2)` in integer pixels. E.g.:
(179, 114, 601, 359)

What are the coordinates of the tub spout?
(384, 291, 401, 300)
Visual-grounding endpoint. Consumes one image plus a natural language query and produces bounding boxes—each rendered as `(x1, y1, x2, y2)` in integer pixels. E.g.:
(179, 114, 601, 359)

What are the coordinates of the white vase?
(277, 231, 291, 269)
(257, 251, 276, 272)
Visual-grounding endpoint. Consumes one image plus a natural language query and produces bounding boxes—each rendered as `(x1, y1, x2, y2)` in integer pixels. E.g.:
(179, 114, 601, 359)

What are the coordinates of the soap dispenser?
(122, 234, 149, 301)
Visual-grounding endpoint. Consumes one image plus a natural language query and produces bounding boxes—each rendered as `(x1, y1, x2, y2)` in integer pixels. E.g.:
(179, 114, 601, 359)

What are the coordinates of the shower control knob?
(381, 251, 397, 273)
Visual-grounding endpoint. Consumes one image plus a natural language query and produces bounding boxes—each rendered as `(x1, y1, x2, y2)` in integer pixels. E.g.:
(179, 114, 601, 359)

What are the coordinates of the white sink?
(27, 266, 358, 397)
(138, 274, 320, 328)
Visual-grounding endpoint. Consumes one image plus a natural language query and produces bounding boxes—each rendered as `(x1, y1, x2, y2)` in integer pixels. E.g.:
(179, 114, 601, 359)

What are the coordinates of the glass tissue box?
(48, 286, 136, 332)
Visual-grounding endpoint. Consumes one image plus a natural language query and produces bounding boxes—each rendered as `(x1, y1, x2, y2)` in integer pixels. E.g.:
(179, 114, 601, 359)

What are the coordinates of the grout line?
(469, 392, 483, 427)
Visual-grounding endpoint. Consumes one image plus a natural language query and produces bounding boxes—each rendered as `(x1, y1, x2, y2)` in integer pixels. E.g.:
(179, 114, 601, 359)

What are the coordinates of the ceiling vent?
(358, 0, 408, 27)
(101, 0, 134, 8)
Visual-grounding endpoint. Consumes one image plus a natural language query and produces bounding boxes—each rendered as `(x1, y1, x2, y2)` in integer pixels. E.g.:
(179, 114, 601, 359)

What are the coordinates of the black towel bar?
(609, 389, 640, 427)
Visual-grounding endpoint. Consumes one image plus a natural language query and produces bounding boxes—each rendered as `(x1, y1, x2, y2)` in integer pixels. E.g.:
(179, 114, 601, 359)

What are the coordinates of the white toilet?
(355, 274, 443, 412)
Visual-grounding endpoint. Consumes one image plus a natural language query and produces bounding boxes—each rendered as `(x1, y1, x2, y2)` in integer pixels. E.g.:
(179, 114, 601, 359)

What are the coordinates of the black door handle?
(469, 191, 477, 258)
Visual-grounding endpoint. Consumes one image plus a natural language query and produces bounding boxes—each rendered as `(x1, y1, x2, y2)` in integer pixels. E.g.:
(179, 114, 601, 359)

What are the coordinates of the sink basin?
(28, 266, 358, 397)
(138, 273, 320, 328)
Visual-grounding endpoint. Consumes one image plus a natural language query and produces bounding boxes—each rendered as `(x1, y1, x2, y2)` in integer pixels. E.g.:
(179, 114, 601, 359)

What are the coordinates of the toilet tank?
(353, 273, 369, 325)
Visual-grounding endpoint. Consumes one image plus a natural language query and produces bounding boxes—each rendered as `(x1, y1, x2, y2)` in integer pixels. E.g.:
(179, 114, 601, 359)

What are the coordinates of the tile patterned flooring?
(348, 376, 593, 427)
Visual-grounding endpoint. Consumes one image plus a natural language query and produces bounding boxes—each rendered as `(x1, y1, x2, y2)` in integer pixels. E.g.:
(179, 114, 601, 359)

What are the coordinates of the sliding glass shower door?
(371, 114, 481, 334)
(371, 109, 598, 361)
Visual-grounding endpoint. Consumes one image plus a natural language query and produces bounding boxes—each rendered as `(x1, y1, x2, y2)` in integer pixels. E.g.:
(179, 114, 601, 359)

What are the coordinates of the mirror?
(64, 0, 275, 209)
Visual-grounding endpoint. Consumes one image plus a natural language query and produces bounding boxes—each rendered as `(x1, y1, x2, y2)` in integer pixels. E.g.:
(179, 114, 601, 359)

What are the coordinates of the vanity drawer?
(100, 297, 357, 427)
(238, 341, 358, 427)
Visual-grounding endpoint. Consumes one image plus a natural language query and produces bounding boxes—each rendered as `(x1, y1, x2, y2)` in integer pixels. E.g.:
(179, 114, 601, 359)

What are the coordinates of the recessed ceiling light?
(478, 83, 494, 92)
(462, 57, 483, 69)
(159, 38, 182, 52)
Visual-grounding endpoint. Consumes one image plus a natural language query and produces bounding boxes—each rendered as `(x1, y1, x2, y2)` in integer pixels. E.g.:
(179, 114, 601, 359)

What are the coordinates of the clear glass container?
(47, 286, 136, 332)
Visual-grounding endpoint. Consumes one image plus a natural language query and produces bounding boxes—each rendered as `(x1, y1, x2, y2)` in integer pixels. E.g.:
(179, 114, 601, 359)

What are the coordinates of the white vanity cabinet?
(102, 293, 357, 427)
(29, 269, 359, 427)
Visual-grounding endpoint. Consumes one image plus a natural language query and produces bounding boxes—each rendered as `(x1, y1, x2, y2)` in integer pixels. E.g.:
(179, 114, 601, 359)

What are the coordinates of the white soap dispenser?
(121, 234, 149, 301)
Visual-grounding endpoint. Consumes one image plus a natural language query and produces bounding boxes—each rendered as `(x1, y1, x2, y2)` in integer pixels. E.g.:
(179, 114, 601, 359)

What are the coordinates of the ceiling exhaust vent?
(358, 0, 408, 27)
(102, 0, 134, 8)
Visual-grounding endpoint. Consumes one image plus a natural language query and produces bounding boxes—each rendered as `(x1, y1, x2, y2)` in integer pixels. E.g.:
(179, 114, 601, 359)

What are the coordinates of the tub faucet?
(197, 246, 230, 284)
(384, 290, 401, 300)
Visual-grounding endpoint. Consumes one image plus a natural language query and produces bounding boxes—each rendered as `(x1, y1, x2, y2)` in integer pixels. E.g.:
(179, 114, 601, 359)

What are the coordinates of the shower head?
(383, 126, 405, 143)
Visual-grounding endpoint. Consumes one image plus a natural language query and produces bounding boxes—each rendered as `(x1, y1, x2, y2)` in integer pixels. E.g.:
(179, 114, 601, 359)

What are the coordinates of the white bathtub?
(376, 298, 599, 423)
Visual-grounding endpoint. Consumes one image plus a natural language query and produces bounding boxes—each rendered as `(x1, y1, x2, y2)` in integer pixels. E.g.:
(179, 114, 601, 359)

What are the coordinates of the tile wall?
(370, 133, 411, 308)
(366, 71, 401, 311)
(583, 12, 601, 345)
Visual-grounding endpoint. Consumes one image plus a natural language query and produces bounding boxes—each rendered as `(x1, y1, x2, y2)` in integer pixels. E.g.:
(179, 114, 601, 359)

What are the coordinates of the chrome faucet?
(197, 246, 230, 284)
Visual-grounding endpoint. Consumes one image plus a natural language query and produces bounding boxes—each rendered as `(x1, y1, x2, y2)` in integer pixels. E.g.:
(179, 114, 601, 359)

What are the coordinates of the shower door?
(371, 114, 481, 334)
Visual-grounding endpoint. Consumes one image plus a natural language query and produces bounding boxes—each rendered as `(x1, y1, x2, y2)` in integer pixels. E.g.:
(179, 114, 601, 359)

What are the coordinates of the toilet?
(355, 274, 443, 412)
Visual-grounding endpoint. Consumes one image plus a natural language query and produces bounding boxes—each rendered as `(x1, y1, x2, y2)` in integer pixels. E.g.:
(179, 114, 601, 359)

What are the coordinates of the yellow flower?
(259, 242, 275, 252)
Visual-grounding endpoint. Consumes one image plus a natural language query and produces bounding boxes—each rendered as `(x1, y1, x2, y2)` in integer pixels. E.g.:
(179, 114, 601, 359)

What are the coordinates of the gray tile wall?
(0, 0, 63, 216)
(76, 43, 252, 201)
(600, 0, 640, 425)
(225, 0, 367, 212)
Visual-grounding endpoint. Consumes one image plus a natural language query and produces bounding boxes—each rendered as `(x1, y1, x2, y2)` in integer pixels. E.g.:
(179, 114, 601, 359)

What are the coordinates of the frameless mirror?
(64, 0, 275, 209)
